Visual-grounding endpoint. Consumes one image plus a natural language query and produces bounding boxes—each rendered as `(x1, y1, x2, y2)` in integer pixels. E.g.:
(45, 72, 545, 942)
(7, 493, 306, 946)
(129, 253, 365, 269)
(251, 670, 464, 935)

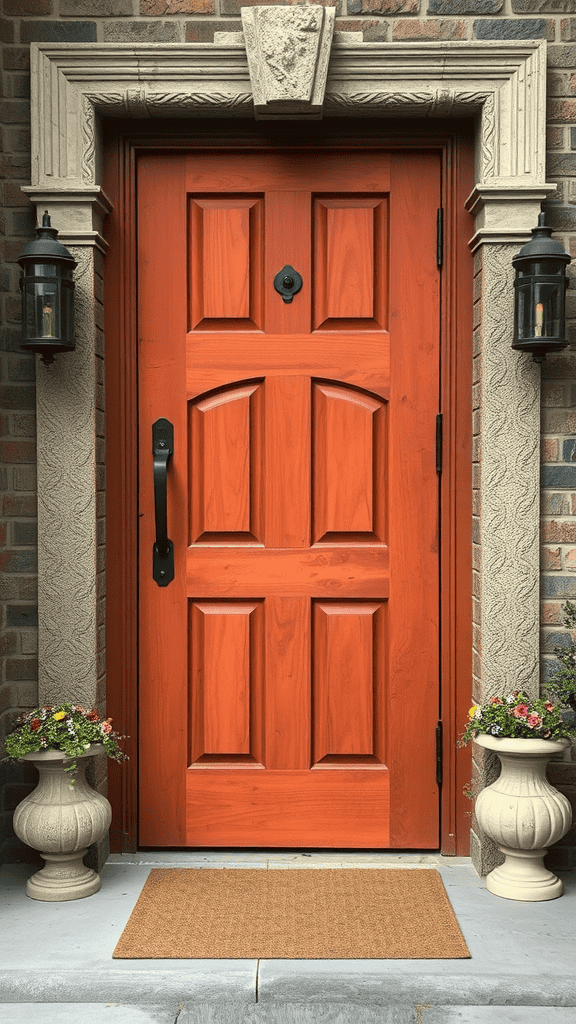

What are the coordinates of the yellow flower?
(468, 705, 478, 719)
(53, 711, 66, 721)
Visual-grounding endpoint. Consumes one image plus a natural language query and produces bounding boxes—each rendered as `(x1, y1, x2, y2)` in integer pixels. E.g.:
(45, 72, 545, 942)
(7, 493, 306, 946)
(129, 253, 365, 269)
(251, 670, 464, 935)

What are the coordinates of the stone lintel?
(241, 5, 335, 120)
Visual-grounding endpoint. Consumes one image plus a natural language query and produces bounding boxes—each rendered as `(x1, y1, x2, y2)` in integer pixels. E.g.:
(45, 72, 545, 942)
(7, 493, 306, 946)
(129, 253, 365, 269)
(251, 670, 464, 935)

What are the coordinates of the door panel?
(138, 149, 440, 847)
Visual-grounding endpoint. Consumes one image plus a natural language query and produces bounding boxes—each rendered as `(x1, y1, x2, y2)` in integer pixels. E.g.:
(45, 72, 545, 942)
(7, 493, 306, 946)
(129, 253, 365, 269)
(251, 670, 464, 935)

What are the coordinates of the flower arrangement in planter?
(460, 686, 574, 903)
(3, 704, 128, 903)
(4, 702, 128, 778)
(460, 691, 573, 746)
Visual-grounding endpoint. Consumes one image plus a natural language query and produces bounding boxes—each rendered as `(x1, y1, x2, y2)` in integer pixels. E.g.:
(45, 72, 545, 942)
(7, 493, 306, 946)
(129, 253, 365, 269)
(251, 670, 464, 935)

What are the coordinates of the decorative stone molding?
(241, 5, 335, 119)
(35, 245, 103, 709)
(476, 243, 541, 698)
(24, 35, 551, 869)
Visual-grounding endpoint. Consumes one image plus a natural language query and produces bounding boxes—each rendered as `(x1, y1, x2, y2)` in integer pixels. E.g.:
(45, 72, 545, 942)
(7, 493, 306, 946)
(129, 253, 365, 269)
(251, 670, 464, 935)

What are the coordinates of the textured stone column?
(471, 240, 541, 875)
(35, 244, 105, 712)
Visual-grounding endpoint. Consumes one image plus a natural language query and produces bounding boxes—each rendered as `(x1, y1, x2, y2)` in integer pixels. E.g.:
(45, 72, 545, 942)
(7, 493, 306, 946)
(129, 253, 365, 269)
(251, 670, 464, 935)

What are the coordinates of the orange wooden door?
(138, 149, 440, 847)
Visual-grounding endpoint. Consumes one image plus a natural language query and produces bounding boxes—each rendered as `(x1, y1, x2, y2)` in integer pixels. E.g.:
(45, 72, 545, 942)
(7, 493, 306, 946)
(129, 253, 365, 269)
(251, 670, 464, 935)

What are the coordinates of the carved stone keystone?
(241, 5, 335, 119)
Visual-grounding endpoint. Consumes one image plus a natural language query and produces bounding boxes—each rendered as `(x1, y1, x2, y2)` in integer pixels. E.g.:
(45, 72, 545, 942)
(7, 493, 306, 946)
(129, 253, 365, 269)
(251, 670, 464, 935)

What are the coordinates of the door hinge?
(436, 721, 443, 789)
(436, 413, 443, 474)
(436, 208, 444, 269)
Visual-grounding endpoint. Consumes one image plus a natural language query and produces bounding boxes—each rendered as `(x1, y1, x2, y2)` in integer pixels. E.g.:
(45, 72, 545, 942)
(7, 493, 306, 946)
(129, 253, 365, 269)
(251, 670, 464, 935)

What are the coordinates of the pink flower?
(527, 714, 541, 728)
(511, 704, 529, 718)
(101, 721, 112, 734)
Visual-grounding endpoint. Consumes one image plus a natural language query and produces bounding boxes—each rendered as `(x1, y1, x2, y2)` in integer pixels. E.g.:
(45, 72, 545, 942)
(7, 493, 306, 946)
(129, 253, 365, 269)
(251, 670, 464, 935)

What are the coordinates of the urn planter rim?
(473, 734, 570, 755)
(19, 743, 107, 762)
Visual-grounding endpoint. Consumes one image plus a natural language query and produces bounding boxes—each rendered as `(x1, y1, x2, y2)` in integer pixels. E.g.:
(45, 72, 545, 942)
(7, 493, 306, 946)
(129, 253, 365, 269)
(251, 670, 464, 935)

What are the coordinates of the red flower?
(527, 714, 541, 728)
(511, 704, 529, 718)
(87, 709, 99, 722)
(491, 697, 503, 705)
(30, 718, 41, 731)
(544, 701, 554, 712)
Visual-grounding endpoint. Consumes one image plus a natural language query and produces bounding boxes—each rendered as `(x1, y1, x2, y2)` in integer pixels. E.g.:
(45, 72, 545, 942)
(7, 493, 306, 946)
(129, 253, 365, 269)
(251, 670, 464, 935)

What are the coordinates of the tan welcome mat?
(113, 869, 470, 959)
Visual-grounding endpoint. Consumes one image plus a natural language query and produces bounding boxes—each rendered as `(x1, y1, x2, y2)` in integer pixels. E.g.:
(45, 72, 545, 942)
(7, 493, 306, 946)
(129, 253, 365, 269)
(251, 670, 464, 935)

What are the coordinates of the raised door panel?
(190, 383, 264, 544)
(189, 197, 263, 330)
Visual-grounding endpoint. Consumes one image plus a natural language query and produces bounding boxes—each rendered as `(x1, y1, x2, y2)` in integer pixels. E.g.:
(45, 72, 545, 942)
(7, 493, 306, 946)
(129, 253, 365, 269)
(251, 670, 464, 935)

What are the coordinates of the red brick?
(2, 496, 36, 517)
(5, 658, 38, 681)
(542, 602, 563, 624)
(1, 183, 32, 208)
(0, 632, 17, 656)
(542, 546, 562, 570)
(335, 18, 389, 38)
(547, 126, 565, 149)
(542, 437, 559, 461)
(566, 550, 576, 572)
(392, 18, 466, 39)
(548, 99, 576, 123)
(0, 442, 35, 463)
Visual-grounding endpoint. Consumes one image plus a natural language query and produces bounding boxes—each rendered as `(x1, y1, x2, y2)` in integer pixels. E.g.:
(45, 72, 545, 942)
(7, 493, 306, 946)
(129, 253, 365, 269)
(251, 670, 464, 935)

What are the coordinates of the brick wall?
(1, 0, 576, 863)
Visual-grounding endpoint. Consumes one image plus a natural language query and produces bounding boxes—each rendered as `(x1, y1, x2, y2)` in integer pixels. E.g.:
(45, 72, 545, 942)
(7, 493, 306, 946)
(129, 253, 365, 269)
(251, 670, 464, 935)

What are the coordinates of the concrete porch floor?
(0, 851, 575, 1024)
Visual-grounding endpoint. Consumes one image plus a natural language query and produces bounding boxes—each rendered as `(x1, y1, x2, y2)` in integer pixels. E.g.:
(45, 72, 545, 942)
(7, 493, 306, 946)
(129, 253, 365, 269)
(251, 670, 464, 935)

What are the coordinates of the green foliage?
(547, 601, 576, 718)
(459, 691, 573, 746)
(3, 703, 128, 777)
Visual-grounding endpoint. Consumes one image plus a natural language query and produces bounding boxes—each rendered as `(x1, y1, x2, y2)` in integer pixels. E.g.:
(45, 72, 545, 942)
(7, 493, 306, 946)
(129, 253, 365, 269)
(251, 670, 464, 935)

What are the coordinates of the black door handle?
(152, 417, 174, 587)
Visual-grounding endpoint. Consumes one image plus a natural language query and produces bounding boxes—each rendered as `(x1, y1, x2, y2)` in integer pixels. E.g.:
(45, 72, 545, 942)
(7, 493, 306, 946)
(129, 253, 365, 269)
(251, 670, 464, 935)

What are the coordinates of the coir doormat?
(113, 868, 470, 960)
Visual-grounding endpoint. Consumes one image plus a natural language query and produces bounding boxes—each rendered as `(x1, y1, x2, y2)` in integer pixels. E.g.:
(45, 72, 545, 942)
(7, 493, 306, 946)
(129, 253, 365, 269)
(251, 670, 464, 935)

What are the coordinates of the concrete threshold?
(1, 853, 575, 1024)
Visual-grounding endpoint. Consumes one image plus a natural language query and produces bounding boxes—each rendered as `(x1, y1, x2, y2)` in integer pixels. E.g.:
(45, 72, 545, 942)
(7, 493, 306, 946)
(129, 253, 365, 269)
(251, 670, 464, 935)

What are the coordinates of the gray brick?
(548, 45, 576, 67)
(19, 22, 97, 43)
(543, 206, 576, 231)
(542, 575, 576, 598)
(103, 20, 181, 41)
(542, 630, 572, 653)
(562, 439, 576, 462)
(513, 0, 574, 10)
(6, 605, 37, 628)
(542, 466, 576, 487)
(60, 0, 133, 13)
(185, 19, 241, 41)
(12, 521, 37, 546)
(548, 153, 576, 177)
(474, 18, 548, 38)
(429, 0, 501, 10)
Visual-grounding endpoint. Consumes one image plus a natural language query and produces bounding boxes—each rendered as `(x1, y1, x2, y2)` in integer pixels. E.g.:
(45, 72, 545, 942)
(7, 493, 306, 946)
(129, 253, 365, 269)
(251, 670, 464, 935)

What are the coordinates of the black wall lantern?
(512, 212, 571, 363)
(18, 211, 76, 365)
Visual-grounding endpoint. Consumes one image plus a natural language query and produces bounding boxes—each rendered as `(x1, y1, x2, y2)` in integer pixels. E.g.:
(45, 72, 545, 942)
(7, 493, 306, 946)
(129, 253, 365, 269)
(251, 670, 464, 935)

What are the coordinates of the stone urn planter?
(474, 734, 572, 902)
(13, 744, 112, 902)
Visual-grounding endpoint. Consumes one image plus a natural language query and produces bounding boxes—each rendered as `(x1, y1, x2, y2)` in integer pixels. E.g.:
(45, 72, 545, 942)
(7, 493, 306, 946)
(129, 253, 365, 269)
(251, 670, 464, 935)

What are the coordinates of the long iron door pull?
(152, 417, 174, 587)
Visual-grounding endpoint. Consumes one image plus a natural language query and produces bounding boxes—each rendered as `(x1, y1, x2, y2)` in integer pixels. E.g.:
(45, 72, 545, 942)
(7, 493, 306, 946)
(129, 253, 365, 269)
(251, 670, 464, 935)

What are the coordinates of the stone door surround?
(23, 31, 553, 867)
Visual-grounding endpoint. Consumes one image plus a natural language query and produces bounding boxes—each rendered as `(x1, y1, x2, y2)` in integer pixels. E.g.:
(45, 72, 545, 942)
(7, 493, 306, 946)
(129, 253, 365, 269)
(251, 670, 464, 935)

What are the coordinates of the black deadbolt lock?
(274, 265, 303, 304)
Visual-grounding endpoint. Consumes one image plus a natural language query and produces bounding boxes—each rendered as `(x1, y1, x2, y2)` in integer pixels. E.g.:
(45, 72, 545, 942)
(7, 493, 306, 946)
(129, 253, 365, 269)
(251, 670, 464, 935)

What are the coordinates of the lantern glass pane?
(25, 282, 59, 340)
(517, 281, 561, 339)
(62, 281, 74, 343)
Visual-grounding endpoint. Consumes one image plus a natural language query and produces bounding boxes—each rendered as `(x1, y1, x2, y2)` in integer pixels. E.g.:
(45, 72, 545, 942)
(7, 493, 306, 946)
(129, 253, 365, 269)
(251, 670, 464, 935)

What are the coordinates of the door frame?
(24, 37, 552, 869)
(102, 121, 474, 854)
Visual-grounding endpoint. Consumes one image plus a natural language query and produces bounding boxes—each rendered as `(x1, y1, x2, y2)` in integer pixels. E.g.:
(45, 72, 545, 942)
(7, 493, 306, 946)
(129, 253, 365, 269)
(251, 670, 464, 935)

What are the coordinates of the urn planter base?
(26, 850, 102, 902)
(474, 735, 572, 903)
(485, 846, 564, 902)
(13, 745, 111, 902)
